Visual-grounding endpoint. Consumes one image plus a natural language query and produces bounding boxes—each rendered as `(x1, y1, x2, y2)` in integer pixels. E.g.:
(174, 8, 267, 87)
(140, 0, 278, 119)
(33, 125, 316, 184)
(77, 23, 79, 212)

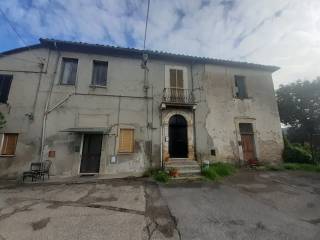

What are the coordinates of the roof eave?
(1, 38, 280, 73)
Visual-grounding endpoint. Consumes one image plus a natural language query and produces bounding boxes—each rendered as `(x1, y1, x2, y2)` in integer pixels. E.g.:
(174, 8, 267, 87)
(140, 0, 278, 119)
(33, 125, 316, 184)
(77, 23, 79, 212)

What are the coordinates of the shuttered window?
(60, 58, 78, 85)
(92, 61, 108, 86)
(118, 129, 134, 153)
(1, 133, 18, 155)
(0, 74, 13, 103)
(235, 75, 248, 99)
(170, 69, 184, 88)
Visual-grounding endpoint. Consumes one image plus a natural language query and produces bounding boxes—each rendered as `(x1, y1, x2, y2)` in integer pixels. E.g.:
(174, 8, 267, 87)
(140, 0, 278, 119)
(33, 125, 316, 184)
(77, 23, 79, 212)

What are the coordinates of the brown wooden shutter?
(177, 70, 183, 88)
(170, 69, 176, 88)
(118, 129, 134, 153)
(1, 134, 18, 155)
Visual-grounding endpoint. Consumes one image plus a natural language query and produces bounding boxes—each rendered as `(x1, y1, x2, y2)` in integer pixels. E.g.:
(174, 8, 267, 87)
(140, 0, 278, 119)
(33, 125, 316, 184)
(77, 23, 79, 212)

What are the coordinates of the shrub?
(202, 162, 236, 181)
(202, 167, 218, 180)
(282, 138, 313, 164)
(152, 170, 169, 183)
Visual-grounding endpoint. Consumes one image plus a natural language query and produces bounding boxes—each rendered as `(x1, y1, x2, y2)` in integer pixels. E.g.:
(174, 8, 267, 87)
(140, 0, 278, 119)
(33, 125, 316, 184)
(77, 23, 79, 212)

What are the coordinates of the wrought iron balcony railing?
(162, 88, 195, 104)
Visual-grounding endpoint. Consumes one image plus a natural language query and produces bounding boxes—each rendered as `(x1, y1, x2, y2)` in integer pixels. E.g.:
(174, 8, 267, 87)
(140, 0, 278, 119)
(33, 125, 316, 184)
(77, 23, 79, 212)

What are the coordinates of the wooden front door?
(241, 134, 256, 162)
(80, 134, 103, 173)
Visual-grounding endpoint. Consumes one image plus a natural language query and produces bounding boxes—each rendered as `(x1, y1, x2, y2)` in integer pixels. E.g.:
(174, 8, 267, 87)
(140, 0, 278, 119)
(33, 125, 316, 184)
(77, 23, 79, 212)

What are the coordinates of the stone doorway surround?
(162, 109, 195, 162)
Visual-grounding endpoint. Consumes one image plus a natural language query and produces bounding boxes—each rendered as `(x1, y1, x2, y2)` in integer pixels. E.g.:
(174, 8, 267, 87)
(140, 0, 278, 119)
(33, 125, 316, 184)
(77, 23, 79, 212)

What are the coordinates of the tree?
(0, 112, 6, 130)
(277, 79, 320, 161)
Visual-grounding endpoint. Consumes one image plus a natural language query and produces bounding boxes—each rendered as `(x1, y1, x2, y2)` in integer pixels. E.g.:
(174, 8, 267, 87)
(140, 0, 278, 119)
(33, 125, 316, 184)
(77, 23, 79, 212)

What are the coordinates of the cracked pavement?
(0, 179, 179, 240)
(0, 170, 319, 240)
(160, 170, 320, 240)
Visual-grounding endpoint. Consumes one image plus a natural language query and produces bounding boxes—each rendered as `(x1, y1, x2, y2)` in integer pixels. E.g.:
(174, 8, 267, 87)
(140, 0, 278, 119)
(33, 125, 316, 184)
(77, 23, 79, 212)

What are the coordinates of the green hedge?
(282, 138, 313, 164)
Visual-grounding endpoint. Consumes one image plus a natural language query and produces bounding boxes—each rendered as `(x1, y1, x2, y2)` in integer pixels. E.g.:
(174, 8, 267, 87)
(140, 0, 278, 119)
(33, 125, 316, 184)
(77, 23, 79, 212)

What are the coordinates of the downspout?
(142, 53, 151, 165)
(30, 61, 45, 119)
(40, 42, 60, 162)
(150, 84, 154, 167)
(113, 96, 121, 158)
(190, 62, 197, 161)
(160, 109, 163, 169)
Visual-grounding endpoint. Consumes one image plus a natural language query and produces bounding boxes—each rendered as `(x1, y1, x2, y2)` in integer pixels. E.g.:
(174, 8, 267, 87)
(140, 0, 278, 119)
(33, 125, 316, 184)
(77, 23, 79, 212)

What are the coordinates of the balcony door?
(169, 69, 184, 102)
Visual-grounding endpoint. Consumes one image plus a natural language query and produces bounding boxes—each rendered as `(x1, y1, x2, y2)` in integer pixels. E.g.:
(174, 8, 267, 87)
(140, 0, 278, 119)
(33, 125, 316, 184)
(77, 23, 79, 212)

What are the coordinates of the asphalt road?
(0, 179, 179, 240)
(0, 170, 319, 240)
(160, 170, 320, 240)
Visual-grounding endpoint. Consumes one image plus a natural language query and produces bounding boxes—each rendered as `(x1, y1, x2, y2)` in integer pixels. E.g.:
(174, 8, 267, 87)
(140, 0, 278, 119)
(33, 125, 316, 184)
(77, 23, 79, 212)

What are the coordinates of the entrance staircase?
(164, 158, 202, 179)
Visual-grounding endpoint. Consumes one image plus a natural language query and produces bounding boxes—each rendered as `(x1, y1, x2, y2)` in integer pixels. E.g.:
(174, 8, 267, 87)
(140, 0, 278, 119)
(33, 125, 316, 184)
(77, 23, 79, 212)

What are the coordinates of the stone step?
(165, 160, 200, 166)
(164, 159, 201, 178)
(165, 163, 200, 169)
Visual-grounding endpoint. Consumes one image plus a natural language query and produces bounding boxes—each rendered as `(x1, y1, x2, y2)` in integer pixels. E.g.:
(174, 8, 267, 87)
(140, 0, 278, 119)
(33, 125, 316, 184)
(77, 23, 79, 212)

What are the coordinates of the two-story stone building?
(0, 39, 283, 178)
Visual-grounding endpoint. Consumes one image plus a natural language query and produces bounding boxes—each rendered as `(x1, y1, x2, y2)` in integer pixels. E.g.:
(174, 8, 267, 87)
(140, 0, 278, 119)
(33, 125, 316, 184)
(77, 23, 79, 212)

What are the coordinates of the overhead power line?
(143, 0, 151, 50)
(0, 7, 43, 63)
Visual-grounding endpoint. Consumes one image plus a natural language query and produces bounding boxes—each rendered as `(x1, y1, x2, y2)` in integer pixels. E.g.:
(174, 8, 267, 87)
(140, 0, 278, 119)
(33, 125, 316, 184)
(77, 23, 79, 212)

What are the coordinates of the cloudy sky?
(1, 0, 320, 88)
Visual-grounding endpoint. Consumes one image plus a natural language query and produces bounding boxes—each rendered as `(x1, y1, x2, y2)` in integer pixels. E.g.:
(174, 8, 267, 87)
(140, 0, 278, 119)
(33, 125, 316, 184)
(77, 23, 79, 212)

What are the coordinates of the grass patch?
(202, 162, 236, 181)
(152, 169, 169, 183)
(282, 163, 320, 172)
(263, 163, 320, 172)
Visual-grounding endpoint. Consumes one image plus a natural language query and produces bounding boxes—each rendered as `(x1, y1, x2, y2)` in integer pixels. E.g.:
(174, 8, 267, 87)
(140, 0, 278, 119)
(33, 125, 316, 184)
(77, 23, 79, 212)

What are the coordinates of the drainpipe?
(40, 42, 60, 162)
(190, 62, 197, 161)
(160, 109, 163, 169)
(113, 96, 121, 158)
(30, 61, 45, 120)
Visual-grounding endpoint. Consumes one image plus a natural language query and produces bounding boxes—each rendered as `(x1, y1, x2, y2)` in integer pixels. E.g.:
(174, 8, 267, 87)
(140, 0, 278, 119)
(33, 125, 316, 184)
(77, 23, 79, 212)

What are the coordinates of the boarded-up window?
(118, 129, 134, 153)
(170, 69, 184, 88)
(235, 75, 248, 99)
(0, 74, 13, 103)
(92, 61, 108, 86)
(1, 133, 18, 155)
(60, 58, 78, 85)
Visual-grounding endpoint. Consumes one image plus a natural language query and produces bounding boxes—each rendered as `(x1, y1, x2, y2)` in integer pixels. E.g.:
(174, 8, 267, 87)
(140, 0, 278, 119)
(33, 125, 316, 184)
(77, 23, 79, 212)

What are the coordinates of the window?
(234, 75, 248, 99)
(1, 133, 18, 156)
(169, 69, 184, 89)
(118, 129, 134, 153)
(92, 61, 108, 86)
(60, 58, 78, 85)
(0, 74, 13, 103)
(239, 123, 254, 134)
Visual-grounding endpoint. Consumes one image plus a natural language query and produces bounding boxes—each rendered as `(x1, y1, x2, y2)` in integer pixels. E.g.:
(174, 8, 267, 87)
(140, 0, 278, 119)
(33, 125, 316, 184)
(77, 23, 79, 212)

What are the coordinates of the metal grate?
(163, 88, 194, 104)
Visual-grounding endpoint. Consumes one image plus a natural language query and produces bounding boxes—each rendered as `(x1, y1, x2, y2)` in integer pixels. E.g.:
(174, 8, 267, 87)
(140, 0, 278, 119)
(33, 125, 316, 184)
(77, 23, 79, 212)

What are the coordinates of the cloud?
(1, 0, 320, 87)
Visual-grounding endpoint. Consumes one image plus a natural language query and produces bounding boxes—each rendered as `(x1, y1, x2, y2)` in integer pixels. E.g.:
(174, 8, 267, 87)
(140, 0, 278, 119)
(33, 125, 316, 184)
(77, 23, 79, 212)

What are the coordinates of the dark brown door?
(241, 134, 256, 162)
(169, 115, 188, 158)
(80, 134, 103, 173)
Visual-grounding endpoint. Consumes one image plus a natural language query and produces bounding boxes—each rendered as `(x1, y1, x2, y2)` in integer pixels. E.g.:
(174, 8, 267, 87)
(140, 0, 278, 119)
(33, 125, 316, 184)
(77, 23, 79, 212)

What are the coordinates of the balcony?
(162, 88, 195, 107)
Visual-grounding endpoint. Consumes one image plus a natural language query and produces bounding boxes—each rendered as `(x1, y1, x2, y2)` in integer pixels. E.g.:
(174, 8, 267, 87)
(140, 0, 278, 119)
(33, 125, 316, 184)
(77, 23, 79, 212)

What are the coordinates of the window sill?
(89, 85, 107, 89)
(117, 152, 134, 155)
(0, 155, 16, 157)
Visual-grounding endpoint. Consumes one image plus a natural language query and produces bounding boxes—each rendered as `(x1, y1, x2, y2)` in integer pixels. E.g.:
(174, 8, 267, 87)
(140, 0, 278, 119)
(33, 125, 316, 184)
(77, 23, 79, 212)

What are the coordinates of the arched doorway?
(169, 114, 188, 158)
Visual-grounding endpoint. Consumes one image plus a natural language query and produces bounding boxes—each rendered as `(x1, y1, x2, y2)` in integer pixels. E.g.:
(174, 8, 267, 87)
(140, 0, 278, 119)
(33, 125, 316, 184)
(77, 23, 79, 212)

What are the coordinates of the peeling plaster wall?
(0, 48, 161, 178)
(0, 46, 283, 178)
(200, 65, 283, 164)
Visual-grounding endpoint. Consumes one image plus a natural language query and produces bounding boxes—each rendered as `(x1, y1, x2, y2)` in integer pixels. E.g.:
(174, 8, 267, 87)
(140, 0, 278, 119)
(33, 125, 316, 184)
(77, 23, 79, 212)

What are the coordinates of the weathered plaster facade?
(0, 39, 283, 178)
